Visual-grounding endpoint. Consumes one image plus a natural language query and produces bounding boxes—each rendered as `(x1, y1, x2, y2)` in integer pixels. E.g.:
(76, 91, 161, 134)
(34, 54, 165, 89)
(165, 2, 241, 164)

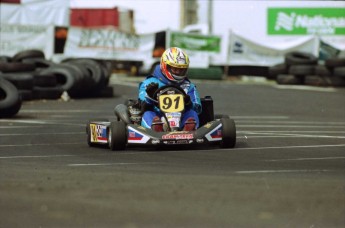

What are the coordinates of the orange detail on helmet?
(160, 47, 189, 83)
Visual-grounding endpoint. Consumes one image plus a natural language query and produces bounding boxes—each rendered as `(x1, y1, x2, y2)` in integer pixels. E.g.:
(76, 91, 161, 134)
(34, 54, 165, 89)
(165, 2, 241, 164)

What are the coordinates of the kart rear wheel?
(214, 114, 230, 120)
(108, 120, 127, 151)
(220, 118, 236, 148)
(86, 119, 109, 147)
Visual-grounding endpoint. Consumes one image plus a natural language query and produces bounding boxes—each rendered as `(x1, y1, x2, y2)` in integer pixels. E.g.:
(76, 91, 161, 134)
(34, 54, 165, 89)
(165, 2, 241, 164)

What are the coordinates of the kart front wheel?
(108, 120, 127, 151)
(220, 118, 236, 148)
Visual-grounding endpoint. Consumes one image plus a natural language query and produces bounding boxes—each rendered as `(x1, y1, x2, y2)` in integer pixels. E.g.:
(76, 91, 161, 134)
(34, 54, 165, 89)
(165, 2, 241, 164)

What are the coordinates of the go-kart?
(86, 85, 236, 151)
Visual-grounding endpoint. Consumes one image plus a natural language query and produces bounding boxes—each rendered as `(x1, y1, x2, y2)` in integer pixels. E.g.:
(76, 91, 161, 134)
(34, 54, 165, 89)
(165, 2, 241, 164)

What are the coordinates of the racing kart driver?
(137, 47, 202, 132)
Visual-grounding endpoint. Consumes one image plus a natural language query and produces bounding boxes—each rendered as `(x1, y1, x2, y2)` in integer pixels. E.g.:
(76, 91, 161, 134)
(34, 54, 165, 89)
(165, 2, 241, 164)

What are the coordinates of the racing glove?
(145, 82, 159, 99)
(184, 95, 192, 108)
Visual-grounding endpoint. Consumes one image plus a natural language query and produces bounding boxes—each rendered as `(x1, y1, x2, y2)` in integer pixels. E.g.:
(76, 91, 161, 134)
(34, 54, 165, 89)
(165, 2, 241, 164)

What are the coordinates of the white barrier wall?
(0, 24, 54, 59)
(228, 33, 318, 66)
(0, 0, 69, 26)
(211, 1, 345, 65)
(64, 27, 155, 61)
(212, 1, 345, 43)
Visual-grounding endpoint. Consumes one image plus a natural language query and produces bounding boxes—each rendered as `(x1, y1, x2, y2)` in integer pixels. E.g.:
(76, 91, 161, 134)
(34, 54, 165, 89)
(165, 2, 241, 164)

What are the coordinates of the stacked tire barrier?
(0, 49, 113, 118)
(0, 77, 22, 118)
(268, 51, 345, 87)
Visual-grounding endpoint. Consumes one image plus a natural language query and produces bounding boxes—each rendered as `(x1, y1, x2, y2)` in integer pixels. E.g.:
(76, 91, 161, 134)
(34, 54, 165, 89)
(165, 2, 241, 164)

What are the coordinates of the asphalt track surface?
(1, 76, 344, 228)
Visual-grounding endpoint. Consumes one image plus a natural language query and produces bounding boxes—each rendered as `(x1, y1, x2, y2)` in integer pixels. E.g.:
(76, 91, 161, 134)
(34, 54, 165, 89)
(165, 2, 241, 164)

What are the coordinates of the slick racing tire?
(63, 59, 106, 91)
(86, 119, 109, 147)
(0, 73, 34, 90)
(276, 74, 304, 85)
(285, 51, 318, 66)
(0, 78, 22, 118)
(220, 117, 236, 148)
(288, 65, 315, 76)
(22, 58, 56, 69)
(214, 114, 230, 120)
(33, 73, 58, 87)
(325, 58, 345, 68)
(108, 120, 127, 151)
(268, 63, 288, 79)
(33, 86, 63, 100)
(314, 65, 332, 77)
(0, 62, 36, 73)
(12, 49, 45, 62)
(0, 56, 12, 63)
(37, 66, 76, 91)
(19, 90, 34, 101)
(333, 67, 345, 78)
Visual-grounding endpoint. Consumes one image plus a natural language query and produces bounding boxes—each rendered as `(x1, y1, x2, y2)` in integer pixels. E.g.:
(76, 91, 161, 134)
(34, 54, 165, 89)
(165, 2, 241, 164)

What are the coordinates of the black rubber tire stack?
(0, 49, 114, 118)
(270, 51, 318, 85)
(0, 50, 53, 101)
(0, 77, 22, 118)
(268, 51, 345, 87)
(313, 57, 345, 87)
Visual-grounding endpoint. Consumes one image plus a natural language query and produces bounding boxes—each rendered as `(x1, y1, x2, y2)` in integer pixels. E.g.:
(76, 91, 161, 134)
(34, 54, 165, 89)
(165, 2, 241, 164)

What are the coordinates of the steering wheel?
(152, 84, 187, 102)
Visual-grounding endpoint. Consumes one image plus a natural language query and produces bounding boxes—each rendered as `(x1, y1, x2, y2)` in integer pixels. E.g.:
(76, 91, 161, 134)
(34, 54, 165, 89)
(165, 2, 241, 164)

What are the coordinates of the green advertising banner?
(170, 32, 221, 52)
(268, 8, 345, 35)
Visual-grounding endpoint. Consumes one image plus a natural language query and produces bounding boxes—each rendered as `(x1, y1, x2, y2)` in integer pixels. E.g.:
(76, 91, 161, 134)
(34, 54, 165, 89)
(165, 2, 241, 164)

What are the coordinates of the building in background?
(180, 0, 198, 29)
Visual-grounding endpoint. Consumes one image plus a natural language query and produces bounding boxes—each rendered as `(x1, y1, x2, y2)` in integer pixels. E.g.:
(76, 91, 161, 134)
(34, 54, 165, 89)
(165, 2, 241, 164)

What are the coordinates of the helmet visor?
(168, 65, 188, 77)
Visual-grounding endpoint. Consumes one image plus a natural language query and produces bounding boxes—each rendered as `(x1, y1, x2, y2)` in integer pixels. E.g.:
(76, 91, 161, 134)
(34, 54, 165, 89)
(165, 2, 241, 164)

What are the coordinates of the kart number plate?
(159, 94, 184, 113)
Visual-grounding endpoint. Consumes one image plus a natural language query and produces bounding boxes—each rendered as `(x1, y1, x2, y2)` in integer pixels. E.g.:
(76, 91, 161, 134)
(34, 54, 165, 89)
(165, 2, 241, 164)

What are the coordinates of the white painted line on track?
(109, 80, 138, 87)
(119, 144, 345, 154)
(238, 135, 345, 139)
(236, 169, 333, 174)
(266, 156, 345, 162)
(0, 142, 83, 147)
(0, 126, 46, 129)
(1, 144, 344, 157)
(0, 154, 77, 159)
(20, 110, 106, 113)
(67, 162, 159, 167)
(240, 132, 345, 139)
(0, 119, 83, 126)
(0, 120, 53, 124)
(239, 130, 345, 134)
(273, 85, 337, 92)
(224, 144, 345, 151)
(232, 116, 290, 119)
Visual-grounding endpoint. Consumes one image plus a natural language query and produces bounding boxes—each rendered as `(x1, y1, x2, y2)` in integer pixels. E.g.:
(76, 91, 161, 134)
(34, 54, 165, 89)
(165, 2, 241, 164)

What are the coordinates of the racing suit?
(138, 64, 202, 129)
